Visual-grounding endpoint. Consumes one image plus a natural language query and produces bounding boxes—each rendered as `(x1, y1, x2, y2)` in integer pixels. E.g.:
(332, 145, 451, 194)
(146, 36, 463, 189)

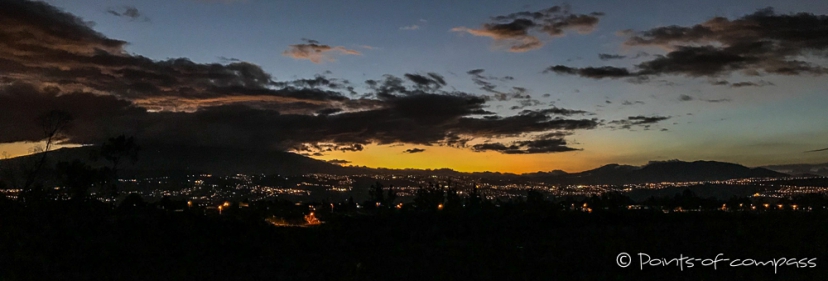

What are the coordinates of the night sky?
(1, 0, 827, 173)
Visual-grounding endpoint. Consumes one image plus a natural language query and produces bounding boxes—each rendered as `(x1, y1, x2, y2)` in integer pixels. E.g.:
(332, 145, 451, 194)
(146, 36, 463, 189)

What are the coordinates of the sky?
(1, 0, 827, 173)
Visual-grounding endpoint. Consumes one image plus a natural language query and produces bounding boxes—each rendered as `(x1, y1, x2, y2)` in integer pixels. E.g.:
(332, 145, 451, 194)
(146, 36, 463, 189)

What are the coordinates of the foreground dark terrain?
(2, 197, 828, 281)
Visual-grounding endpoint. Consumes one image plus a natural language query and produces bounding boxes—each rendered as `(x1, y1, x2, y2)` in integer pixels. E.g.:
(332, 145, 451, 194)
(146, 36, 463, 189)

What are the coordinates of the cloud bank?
(452, 5, 603, 52)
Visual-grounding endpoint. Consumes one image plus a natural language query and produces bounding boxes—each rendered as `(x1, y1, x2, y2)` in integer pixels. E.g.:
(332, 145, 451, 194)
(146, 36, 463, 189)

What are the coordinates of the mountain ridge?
(0, 146, 788, 184)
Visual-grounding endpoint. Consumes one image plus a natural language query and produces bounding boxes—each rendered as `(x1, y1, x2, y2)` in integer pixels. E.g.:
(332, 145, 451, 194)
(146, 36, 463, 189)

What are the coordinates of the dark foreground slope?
(1, 202, 826, 281)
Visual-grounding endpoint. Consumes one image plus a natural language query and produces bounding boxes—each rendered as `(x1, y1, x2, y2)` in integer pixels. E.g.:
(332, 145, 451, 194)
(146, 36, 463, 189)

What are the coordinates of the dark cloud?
(465, 69, 522, 99)
(403, 148, 426, 153)
(621, 100, 645, 105)
(107, 6, 148, 22)
(608, 115, 671, 130)
(520, 107, 591, 116)
(428, 73, 447, 85)
(0, 2, 360, 113)
(598, 53, 626, 60)
(628, 8, 828, 75)
(272, 74, 353, 91)
(730, 80, 775, 88)
(0, 83, 145, 144)
(218, 56, 241, 62)
(1, 82, 598, 155)
(404, 73, 446, 91)
(0, 0, 599, 156)
(338, 144, 364, 152)
(709, 80, 730, 86)
(295, 143, 364, 154)
(547, 47, 750, 79)
(471, 135, 579, 154)
(455, 113, 598, 136)
(282, 39, 361, 63)
(467, 69, 485, 76)
(805, 147, 828, 153)
(708, 79, 774, 88)
(632, 51, 650, 58)
(636, 46, 753, 77)
(678, 94, 694, 101)
(1, 0, 126, 55)
(451, 5, 603, 52)
(364, 75, 406, 99)
(544, 65, 633, 79)
(326, 159, 351, 165)
(548, 8, 828, 80)
(704, 98, 732, 103)
(509, 96, 543, 110)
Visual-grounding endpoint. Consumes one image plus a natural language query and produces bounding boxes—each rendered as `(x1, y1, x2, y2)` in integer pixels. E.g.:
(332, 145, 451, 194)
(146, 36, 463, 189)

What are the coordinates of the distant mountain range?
(761, 163, 828, 177)
(522, 161, 786, 185)
(1, 146, 789, 184)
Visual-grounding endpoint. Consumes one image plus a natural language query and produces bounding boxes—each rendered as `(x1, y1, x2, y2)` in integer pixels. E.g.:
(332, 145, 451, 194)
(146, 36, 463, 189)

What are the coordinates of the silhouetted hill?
(525, 160, 787, 184)
(0, 145, 351, 177)
(575, 164, 640, 179)
(1, 147, 788, 183)
(762, 163, 828, 177)
(629, 160, 785, 182)
(1, 146, 499, 180)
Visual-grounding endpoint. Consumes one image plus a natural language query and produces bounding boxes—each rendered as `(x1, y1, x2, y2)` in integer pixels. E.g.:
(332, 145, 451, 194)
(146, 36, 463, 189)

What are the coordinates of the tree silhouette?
(413, 183, 445, 210)
(0, 152, 16, 190)
(368, 181, 385, 206)
(96, 135, 140, 197)
(368, 182, 398, 208)
(118, 193, 147, 213)
(725, 196, 751, 211)
(345, 196, 357, 210)
(526, 189, 556, 213)
(526, 189, 545, 205)
(587, 192, 632, 211)
(386, 184, 397, 206)
(21, 110, 73, 196)
(465, 184, 483, 210)
(792, 193, 828, 210)
(444, 182, 462, 211)
(55, 160, 99, 201)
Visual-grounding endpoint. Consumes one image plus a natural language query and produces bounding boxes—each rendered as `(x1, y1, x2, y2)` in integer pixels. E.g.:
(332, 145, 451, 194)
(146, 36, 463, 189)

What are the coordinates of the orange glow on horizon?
(311, 143, 605, 174)
(0, 141, 82, 159)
